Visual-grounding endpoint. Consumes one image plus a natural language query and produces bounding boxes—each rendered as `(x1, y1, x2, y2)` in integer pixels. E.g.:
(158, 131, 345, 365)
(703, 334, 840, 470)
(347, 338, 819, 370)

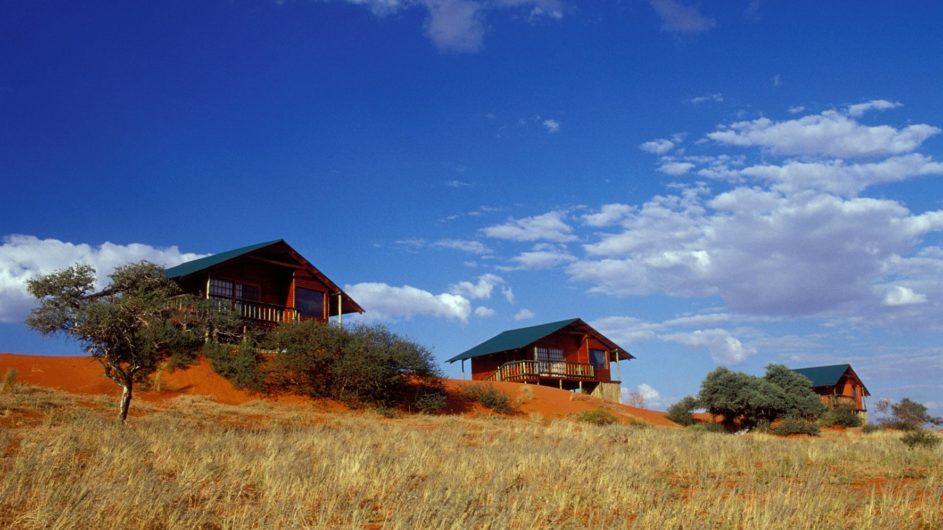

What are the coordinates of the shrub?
(573, 409, 619, 426)
(666, 395, 699, 426)
(901, 429, 941, 449)
(414, 391, 448, 414)
(772, 416, 820, 436)
(882, 398, 943, 431)
(204, 341, 266, 392)
(0, 369, 16, 394)
(463, 384, 514, 413)
(862, 423, 881, 434)
(820, 404, 863, 428)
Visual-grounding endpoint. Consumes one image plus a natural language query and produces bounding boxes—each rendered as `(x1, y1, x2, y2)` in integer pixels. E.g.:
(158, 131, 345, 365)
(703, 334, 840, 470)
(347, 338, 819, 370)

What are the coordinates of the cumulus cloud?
(662, 328, 756, 364)
(572, 183, 943, 318)
(688, 93, 723, 104)
(474, 306, 496, 317)
(507, 244, 576, 270)
(345, 282, 471, 322)
(0, 235, 205, 323)
(657, 161, 695, 175)
(882, 286, 927, 307)
(433, 238, 491, 254)
(483, 210, 577, 242)
(707, 108, 940, 158)
(542, 119, 560, 133)
(582, 203, 635, 227)
(513, 308, 535, 321)
(847, 99, 902, 117)
(449, 273, 506, 299)
(649, 0, 715, 33)
(639, 138, 675, 155)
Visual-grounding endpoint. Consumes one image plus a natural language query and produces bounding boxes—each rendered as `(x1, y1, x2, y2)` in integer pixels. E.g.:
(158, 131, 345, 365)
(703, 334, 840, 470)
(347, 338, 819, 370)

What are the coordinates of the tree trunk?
(118, 381, 132, 424)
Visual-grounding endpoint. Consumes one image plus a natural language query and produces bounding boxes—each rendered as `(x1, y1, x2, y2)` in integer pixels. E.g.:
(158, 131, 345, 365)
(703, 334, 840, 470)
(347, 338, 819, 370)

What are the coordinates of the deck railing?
(489, 360, 596, 382)
(209, 296, 299, 324)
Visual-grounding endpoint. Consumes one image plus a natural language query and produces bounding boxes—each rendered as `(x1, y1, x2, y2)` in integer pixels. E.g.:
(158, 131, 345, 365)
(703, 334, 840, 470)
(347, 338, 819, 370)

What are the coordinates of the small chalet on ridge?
(792, 364, 870, 417)
(447, 318, 633, 403)
(165, 240, 363, 326)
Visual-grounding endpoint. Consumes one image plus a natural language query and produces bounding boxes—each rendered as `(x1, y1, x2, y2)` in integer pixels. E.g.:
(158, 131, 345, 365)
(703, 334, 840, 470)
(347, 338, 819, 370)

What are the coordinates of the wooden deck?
(487, 360, 597, 383)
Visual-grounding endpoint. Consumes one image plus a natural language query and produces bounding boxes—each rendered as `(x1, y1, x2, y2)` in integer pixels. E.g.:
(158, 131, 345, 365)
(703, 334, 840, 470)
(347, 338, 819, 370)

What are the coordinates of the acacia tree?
(698, 364, 824, 429)
(26, 261, 237, 423)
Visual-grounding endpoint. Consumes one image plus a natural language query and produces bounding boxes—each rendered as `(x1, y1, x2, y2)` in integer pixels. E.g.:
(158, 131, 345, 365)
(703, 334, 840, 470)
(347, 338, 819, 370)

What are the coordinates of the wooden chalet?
(792, 364, 870, 417)
(447, 318, 633, 403)
(164, 240, 363, 326)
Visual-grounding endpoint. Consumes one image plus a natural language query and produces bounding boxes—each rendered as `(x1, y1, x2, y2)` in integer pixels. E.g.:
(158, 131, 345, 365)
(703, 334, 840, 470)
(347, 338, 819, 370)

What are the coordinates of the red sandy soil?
(0, 353, 677, 426)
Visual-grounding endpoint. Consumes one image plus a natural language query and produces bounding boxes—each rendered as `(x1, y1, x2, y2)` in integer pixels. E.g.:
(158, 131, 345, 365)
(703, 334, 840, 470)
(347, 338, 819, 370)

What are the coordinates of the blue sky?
(3, 1, 943, 414)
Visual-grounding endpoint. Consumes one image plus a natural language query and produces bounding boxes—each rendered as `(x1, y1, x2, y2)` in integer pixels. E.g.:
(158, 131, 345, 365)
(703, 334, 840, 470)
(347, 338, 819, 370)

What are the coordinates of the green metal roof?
(446, 319, 580, 363)
(164, 240, 283, 279)
(792, 364, 869, 395)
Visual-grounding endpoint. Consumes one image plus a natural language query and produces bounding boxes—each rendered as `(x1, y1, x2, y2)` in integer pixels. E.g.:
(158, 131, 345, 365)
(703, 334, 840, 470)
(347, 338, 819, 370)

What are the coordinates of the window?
(589, 349, 608, 368)
(296, 287, 324, 319)
(535, 346, 564, 362)
(209, 278, 260, 301)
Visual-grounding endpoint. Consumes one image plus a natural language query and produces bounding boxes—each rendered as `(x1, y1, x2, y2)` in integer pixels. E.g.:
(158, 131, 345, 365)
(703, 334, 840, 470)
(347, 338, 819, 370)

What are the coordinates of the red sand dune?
(0, 353, 677, 426)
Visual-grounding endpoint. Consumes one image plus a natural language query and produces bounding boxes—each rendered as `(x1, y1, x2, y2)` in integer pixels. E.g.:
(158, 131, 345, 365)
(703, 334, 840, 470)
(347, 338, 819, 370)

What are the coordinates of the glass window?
(236, 283, 260, 301)
(296, 287, 324, 319)
(589, 349, 608, 368)
(209, 278, 233, 299)
(535, 346, 564, 362)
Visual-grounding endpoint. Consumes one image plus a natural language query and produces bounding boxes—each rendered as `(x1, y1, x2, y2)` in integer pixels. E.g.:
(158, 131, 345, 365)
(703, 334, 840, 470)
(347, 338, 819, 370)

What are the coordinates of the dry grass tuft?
(0, 384, 940, 529)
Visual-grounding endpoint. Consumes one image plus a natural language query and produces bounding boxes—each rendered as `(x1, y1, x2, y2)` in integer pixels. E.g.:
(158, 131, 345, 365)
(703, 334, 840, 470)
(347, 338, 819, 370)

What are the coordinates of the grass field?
(1, 384, 941, 529)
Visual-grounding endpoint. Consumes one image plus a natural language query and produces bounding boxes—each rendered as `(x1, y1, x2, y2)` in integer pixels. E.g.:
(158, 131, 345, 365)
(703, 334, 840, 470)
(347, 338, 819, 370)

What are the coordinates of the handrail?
(209, 295, 300, 323)
(493, 360, 596, 382)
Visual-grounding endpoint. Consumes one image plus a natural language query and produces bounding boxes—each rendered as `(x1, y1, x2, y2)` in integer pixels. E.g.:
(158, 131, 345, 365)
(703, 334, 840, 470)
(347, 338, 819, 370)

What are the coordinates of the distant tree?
(26, 262, 238, 423)
(625, 390, 646, 408)
(698, 365, 825, 429)
(885, 398, 943, 431)
(762, 364, 826, 419)
(666, 395, 699, 426)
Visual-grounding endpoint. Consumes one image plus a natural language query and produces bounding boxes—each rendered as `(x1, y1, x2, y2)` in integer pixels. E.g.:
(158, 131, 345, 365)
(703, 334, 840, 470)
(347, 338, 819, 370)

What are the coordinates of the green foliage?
(698, 364, 825, 430)
(463, 384, 514, 414)
(820, 404, 862, 428)
(203, 341, 266, 392)
(861, 423, 881, 434)
(25, 261, 240, 422)
(884, 398, 943, 431)
(573, 408, 619, 426)
(772, 416, 820, 436)
(414, 391, 448, 414)
(901, 429, 941, 449)
(256, 321, 440, 407)
(666, 395, 699, 426)
(0, 369, 16, 394)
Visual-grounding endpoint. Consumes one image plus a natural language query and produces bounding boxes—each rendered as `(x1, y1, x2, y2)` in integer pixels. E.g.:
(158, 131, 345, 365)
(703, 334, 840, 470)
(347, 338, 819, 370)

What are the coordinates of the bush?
(0, 369, 16, 394)
(463, 384, 514, 413)
(862, 423, 881, 434)
(820, 405, 863, 428)
(772, 416, 820, 436)
(882, 398, 943, 431)
(414, 391, 448, 414)
(573, 409, 619, 426)
(203, 341, 266, 392)
(666, 395, 699, 426)
(901, 429, 941, 449)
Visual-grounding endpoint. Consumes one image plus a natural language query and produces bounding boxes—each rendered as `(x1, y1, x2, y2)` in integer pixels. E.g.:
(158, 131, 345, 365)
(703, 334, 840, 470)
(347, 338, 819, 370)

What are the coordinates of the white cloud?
(688, 93, 723, 104)
(662, 328, 756, 364)
(649, 0, 715, 33)
(657, 161, 695, 176)
(582, 203, 635, 227)
(637, 383, 660, 402)
(508, 244, 576, 270)
(513, 308, 535, 321)
(0, 235, 205, 323)
(847, 99, 902, 118)
(501, 285, 515, 304)
(741, 153, 943, 196)
(474, 306, 496, 317)
(449, 273, 506, 299)
(542, 119, 560, 133)
(707, 108, 940, 158)
(423, 0, 485, 52)
(882, 286, 927, 307)
(433, 238, 491, 254)
(345, 282, 471, 322)
(788, 105, 806, 114)
(483, 210, 577, 242)
(639, 138, 675, 155)
(446, 179, 471, 188)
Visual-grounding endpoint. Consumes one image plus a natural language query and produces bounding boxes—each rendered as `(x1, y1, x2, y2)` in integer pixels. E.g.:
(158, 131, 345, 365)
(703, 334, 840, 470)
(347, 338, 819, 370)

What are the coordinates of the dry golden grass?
(1, 385, 941, 529)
